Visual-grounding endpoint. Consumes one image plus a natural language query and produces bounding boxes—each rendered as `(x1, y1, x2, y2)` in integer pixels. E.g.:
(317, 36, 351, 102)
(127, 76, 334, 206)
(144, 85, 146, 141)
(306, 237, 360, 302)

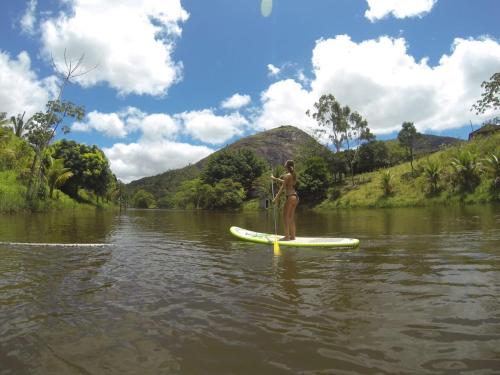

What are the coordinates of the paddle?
(271, 172, 281, 255)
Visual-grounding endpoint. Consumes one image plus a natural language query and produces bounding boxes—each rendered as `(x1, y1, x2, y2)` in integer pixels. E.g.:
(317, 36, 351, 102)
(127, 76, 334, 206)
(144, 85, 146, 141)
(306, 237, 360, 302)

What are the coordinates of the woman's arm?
(273, 182, 284, 203)
(271, 175, 284, 183)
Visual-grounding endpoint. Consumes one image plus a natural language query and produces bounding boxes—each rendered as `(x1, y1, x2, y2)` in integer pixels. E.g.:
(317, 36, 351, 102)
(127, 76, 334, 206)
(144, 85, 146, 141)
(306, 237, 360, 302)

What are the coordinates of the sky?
(0, 0, 499, 182)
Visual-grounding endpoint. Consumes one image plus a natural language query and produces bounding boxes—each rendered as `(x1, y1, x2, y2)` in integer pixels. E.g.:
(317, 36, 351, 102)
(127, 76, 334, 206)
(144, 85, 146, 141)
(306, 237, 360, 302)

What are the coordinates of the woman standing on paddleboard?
(271, 160, 299, 241)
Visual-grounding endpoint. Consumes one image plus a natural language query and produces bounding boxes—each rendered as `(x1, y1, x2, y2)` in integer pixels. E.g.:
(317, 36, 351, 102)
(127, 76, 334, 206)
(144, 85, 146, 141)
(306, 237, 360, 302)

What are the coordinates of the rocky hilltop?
(127, 125, 319, 197)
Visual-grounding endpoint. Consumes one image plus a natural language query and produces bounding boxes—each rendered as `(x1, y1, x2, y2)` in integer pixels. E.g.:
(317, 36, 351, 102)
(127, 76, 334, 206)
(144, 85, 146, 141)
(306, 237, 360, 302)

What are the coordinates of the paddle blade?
(273, 238, 281, 255)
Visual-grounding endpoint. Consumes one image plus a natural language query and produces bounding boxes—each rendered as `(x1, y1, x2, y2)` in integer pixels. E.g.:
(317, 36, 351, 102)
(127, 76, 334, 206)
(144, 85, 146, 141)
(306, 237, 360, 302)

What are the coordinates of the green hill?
(318, 133, 499, 209)
(127, 125, 324, 198)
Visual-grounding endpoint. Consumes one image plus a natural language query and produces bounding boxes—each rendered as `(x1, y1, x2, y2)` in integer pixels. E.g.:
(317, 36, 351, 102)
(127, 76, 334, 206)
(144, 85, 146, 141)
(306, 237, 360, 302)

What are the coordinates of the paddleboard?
(230, 226, 359, 248)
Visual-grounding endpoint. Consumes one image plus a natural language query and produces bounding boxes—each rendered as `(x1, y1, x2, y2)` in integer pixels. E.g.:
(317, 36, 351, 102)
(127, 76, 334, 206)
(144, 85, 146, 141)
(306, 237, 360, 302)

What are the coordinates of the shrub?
(380, 170, 394, 196)
(450, 150, 482, 193)
(422, 159, 441, 195)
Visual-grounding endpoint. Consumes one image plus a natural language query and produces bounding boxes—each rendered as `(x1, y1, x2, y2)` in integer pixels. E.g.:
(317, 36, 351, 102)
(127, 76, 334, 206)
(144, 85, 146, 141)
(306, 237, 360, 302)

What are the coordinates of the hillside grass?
(317, 133, 500, 210)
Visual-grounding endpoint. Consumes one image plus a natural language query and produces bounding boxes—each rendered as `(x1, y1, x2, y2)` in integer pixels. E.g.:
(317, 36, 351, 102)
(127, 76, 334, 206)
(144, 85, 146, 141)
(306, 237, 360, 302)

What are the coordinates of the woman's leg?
(282, 198, 292, 239)
(289, 196, 298, 239)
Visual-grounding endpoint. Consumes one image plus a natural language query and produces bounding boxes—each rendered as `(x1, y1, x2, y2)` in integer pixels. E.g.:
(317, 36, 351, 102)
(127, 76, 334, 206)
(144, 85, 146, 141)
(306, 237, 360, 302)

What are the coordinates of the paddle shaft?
(271, 178, 278, 236)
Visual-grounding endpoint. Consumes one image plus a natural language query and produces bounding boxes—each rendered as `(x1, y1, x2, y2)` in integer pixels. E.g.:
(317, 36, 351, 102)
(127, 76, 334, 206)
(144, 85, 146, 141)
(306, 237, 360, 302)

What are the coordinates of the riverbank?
(0, 170, 115, 213)
(317, 133, 499, 210)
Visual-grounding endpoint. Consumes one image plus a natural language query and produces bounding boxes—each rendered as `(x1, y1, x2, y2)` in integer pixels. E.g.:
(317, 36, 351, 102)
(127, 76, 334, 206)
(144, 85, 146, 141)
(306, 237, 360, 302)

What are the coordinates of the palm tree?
(0, 112, 11, 126)
(483, 153, 500, 190)
(10, 112, 29, 138)
(380, 170, 394, 196)
(450, 150, 482, 192)
(45, 157, 73, 198)
(423, 159, 441, 194)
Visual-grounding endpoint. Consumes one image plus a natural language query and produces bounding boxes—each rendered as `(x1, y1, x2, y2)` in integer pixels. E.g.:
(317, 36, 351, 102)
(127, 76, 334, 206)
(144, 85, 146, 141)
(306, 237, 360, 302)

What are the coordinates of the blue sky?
(0, 0, 499, 182)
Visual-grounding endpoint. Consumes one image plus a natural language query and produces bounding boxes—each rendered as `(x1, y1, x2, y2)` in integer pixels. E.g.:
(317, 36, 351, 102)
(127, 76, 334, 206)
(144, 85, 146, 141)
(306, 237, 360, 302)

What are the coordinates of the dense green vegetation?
(0, 109, 123, 213)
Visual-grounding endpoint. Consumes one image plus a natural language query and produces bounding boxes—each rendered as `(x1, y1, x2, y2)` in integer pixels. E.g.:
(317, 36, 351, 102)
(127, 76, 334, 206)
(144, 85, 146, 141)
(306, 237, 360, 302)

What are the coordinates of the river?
(1, 205, 499, 374)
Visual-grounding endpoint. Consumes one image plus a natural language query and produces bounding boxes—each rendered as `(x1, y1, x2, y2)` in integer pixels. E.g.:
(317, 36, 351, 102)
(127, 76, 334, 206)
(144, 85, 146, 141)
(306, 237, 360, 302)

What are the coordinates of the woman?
(271, 160, 299, 240)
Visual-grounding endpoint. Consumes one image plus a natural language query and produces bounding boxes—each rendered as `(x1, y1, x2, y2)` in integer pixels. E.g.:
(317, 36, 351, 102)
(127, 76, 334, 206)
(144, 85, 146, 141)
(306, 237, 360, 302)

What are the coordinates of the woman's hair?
(285, 160, 297, 183)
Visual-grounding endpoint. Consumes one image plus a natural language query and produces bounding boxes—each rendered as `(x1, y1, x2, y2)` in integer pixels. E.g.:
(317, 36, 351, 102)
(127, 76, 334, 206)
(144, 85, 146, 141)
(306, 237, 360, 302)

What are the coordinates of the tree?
(306, 94, 347, 152)
(472, 72, 499, 115)
(380, 170, 395, 196)
(210, 178, 245, 209)
(24, 50, 96, 203)
(45, 157, 74, 198)
(25, 100, 85, 200)
(202, 149, 266, 197)
(297, 156, 331, 205)
(450, 150, 482, 193)
(10, 112, 28, 138)
(422, 159, 441, 195)
(173, 178, 214, 209)
(397, 122, 419, 174)
(482, 153, 500, 191)
(132, 189, 156, 208)
(308, 94, 374, 184)
(344, 110, 374, 184)
(51, 140, 113, 200)
(355, 141, 389, 173)
(0, 112, 11, 128)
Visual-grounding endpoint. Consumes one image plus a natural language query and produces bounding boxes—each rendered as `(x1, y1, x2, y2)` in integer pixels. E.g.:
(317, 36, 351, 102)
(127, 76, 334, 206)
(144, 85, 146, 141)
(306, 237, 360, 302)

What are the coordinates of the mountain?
(127, 125, 322, 198)
(385, 134, 462, 155)
(126, 125, 462, 198)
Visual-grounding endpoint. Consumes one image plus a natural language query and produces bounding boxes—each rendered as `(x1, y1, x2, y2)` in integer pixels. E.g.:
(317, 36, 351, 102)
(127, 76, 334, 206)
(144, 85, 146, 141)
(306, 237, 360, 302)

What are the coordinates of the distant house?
(468, 123, 500, 140)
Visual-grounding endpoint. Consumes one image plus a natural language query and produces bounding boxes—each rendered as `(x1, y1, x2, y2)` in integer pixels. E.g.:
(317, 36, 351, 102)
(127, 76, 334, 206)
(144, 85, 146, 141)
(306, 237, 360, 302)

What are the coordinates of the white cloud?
(255, 35, 500, 137)
(254, 79, 316, 132)
(221, 93, 251, 109)
(0, 50, 57, 118)
(72, 106, 247, 181)
(40, 0, 189, 96)
(177, 109, 249, 144)
(20, 0, 37, 35)
(135, 113, 180, 141)
(267, 64, 281, 76)
(72, 107, 180, 140)
(104, 140, 213, 183)
(72, 111, 127, 138)
(365, 0, 438, 22)
(311, 35, 500, 133)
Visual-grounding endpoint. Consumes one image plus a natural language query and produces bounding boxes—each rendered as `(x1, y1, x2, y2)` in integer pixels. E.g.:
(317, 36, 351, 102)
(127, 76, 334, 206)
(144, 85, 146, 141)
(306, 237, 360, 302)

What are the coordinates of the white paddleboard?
(230, 226, 359, 248)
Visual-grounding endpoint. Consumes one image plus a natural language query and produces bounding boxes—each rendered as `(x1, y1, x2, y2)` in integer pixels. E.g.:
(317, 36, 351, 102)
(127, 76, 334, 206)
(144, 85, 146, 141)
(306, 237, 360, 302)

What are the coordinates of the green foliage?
(397, 122, 419, 173)
(307, 94, 348, 152)
(51, 140, 113, 200)
(298, 156, 331, 205)
(0, 171, 27, 212)
(210, 178, 245, 209)
(202, 149, 266, 196)
(45, 157, 74, 198)
(482, 153, 500, 191)
(308, 94, 374, 184)
(10, 112, 28, 138)
(173, 178, 214, 209)
(157, 195, 175, 209)
(472, 72, 499, 114)
(450, 150, 482, 193)
(0, 129, 33, 171)
(380, 170, 395, 196)
(132, 189, 156, 208)
(355, 141, 389, 173)
(422, 159, 441, 195)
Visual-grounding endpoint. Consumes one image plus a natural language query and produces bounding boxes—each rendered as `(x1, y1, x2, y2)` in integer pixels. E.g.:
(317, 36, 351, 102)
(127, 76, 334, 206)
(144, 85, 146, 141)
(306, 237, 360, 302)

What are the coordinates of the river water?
(1, 205, 499, 374)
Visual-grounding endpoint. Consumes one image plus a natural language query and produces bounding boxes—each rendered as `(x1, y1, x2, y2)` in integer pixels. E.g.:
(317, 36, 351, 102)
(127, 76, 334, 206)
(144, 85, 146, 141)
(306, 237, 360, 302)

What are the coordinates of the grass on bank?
(317, 133, 500, 210)
(0, 170, 113, 213)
